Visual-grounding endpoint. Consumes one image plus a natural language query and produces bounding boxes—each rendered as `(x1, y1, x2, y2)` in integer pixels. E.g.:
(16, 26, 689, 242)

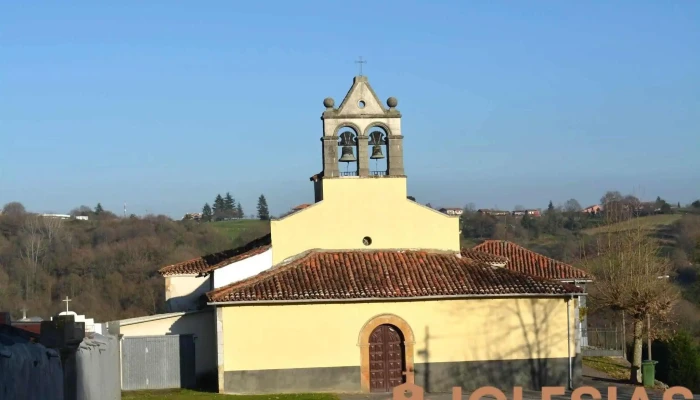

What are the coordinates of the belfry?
(312, 76, 406, 204)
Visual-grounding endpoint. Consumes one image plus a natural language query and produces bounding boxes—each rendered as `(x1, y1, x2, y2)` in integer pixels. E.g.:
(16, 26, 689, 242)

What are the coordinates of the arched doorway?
(358, 314, 415, 393)
(369, 324, 406, 392)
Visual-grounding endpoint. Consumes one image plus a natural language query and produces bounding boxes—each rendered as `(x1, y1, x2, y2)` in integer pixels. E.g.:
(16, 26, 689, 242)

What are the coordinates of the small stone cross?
(355, 56, 367, 76)
(63, 296, 72, 313)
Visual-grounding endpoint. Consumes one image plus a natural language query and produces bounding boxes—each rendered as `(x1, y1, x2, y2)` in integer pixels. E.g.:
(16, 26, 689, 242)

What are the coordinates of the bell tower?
(318, 76, 404, 180)
(273, 74, 460, 265)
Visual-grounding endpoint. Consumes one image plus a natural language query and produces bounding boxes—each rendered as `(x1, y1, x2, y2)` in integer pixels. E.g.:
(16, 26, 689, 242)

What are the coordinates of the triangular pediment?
(335, 76, 387, 116)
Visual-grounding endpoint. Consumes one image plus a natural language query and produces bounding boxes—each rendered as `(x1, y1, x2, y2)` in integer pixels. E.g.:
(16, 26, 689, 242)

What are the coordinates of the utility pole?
(622, 311, 626, 360)
(647, 313, 652, 361)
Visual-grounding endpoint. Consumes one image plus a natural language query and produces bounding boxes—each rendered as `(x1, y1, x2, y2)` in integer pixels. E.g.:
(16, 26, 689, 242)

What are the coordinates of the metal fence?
(121, 334, 196, 391)
(0, 326, 63, 400)
(583, 327, 624, 357)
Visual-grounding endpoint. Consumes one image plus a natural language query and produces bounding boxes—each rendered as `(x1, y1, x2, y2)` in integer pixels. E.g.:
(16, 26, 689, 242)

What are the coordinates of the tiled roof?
(460, 249, 509, 265)
(471, 240, 591, 281)
(206, 249, 583, 303)
(158, 234, 271, 276)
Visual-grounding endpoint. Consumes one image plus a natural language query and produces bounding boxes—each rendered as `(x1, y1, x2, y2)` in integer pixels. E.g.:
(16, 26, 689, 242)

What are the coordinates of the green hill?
(210, 219, 270, 245)
(582, 213, 681, 235)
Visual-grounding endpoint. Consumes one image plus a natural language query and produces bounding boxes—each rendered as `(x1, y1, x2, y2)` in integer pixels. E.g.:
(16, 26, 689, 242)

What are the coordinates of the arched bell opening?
(367, 127, 388, 176)
(337, 127, 359, 176)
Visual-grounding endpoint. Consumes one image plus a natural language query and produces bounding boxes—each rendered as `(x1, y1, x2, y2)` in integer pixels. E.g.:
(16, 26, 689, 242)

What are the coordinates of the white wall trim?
(213, 248, 273, 289)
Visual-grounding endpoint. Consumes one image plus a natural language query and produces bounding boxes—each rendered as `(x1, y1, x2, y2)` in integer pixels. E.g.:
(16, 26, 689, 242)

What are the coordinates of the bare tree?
(19, 216, 47, 299)
(600, 190, 623, 205)
(41, 215, 64, 244)
(563, 199, 582, 213)
(580, 219, 680, 384)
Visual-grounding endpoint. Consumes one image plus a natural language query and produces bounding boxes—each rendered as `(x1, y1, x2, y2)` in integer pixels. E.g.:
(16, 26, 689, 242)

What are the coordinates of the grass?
(211, 219, 269, 242)
(583, 356, 631, 380)
(583, 214, 681, 235)
(122, 390, 340, 400)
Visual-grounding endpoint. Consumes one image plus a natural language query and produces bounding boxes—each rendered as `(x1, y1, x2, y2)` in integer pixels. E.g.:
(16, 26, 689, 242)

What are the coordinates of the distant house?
(183, 212, 202, 221)
(438, 207, 463, 216)
(41, 213, 88, 221)
(278, 203, 312, 218)
(292, 204, 311, 212)
(582, 205, 602, 214)
(512, 209, 540, 217)
(477, 209, 510, 216)
(40, 213, 71, 220)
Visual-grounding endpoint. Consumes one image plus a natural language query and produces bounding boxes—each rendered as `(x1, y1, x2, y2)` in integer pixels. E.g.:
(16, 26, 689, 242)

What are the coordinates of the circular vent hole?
(358, 100, 366, 108)
(362, 236, 372, 246)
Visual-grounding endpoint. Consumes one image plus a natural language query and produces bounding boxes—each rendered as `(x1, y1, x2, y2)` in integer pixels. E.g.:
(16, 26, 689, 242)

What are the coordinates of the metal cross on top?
(63, 296, 72, 313)
(355, 56, 367, 76)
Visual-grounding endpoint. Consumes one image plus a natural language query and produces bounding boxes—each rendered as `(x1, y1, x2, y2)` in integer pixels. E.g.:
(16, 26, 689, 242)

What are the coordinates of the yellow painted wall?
(270, 177, 460, 264)
(221, 297, 576, 372)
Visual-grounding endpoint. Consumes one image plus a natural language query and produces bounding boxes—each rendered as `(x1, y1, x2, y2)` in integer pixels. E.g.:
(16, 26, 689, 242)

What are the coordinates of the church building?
(195, 75, 584, 394)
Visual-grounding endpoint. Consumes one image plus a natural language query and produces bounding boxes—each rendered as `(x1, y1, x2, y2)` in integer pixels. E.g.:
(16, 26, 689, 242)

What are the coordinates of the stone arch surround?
(357, 313, 415, 392)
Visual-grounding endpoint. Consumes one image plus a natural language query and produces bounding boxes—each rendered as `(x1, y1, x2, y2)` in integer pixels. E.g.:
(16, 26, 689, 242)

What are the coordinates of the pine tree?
(257, 194, 269, 220)
(212, 194, 224, 214)
(236, 202, 244, 219)
(224, 192, 235, 210)
(95, 203, 104, 214)
(202, 203, 213, 222)
(545, 200, 557, 234)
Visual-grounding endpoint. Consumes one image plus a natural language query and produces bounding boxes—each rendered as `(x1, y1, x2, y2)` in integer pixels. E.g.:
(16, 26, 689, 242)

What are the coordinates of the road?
(340, 366, 699, 400)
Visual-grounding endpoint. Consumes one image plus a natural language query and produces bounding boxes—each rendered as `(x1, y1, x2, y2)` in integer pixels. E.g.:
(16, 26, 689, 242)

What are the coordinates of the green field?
(583, 214, 681, 235)
(211, 219, 270, 242)
(122, 390, 338, 400)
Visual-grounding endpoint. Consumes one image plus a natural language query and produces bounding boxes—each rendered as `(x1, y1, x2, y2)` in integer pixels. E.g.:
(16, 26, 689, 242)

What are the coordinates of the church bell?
(370, 144, 385, 159)
(339, 146, 356, 162)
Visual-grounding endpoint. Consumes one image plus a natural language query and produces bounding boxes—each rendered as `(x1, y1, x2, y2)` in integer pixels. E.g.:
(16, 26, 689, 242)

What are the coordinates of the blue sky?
(2, 1, 699, 218)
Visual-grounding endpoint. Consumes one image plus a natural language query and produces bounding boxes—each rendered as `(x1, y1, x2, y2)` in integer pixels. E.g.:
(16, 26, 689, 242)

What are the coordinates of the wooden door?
(369, 324, 405, 392)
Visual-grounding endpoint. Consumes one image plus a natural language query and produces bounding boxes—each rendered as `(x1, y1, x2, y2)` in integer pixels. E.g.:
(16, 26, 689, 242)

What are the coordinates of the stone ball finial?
(387, 97, 398, 108)
(323, 97, 335, 108)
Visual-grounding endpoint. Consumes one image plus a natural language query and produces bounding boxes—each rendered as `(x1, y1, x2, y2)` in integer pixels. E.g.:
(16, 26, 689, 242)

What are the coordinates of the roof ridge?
(472, 240, 590, 280)
(493, 240, 578, 268)
(158, 232, 272, 275)
(158, 255, 202, 272)
(207, 249, 583, 304)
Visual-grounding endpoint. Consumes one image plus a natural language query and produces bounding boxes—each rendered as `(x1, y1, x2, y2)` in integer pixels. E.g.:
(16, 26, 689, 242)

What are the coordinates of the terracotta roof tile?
(470, 240, 591, 281)
(158, 234, 271, 276)
(460, 249, 509, 265)
(206, 249, 583, 303)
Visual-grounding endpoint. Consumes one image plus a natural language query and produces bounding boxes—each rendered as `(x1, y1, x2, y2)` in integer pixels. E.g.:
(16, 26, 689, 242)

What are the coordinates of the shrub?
(665, 330, 700, 391)
(627, 331, 700, 391)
